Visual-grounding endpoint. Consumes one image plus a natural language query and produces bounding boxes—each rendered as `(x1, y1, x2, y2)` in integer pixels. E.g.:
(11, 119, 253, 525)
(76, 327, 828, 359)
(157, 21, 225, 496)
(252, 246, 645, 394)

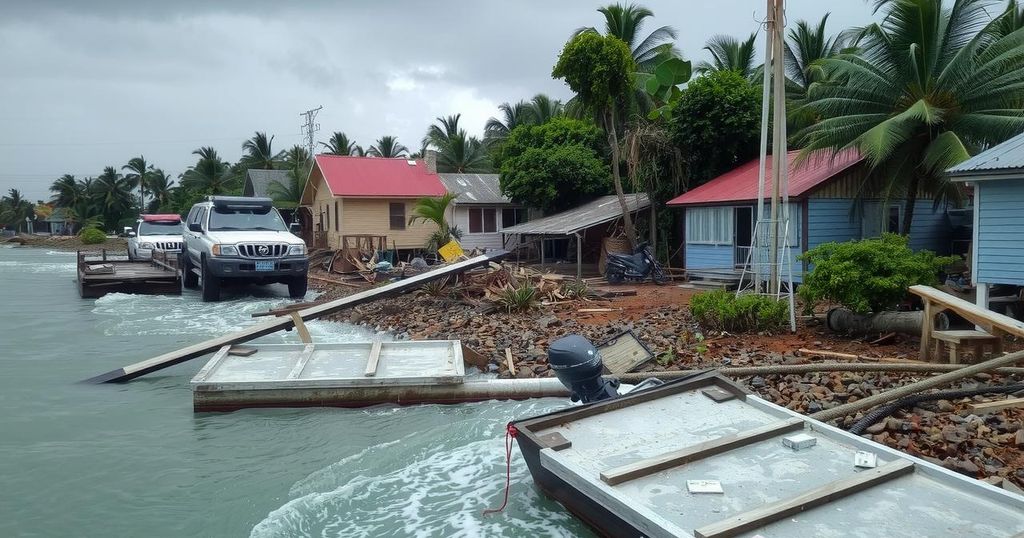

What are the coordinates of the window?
(208, 206, 287, 231)
(887, 205, 901, 234)
(502, 208, 524, 228)
(685, 207, 733, 244)
(389, 202, 406, 230)
(468, 208, 498, 233)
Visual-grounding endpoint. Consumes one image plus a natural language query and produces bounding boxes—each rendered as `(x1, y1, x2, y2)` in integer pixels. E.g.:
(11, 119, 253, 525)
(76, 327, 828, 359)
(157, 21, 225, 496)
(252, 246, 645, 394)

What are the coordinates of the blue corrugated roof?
(947, 131, 1024, 178)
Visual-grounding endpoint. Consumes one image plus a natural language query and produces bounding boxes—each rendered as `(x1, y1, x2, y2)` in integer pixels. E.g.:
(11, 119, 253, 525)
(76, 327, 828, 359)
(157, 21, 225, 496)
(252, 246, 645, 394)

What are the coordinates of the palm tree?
(423, 114, 492, 173)
(797, 0, 1024, 234)
(408, 192, 459, 250)
(368, 136, 409, 158)
(423, 114, 463, 149)
(181, 147, 233, 194)
(1, 189, 35, 232)
(241, 131, 281, 169)
(528, 93, 565, 123)
(50, 174, 83, 208)
(994, 0, 1024, 36)
(577, 3, 678, 71)
(146, 168, 175, 212)
(485, 101, 534, 142)
(122, 156, 152, 211)
(320, 132, 360, 156)
(698, 33, 758, 79)
(91, 167, 135, 230)
(268, 145, 312, 204)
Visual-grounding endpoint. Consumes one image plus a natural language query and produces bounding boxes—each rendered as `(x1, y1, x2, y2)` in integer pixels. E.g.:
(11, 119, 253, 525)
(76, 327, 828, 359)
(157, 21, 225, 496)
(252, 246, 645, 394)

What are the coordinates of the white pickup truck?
(127, 214, 184, 261)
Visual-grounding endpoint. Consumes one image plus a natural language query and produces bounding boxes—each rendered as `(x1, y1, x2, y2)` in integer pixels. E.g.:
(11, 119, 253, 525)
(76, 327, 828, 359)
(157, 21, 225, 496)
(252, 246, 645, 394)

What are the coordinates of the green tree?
(408, 192, 459, 250)
(241, 131, 281, 170)
(670, 70, 761, 186)
(50, 174, 85, 209)
(0, 189, 34, 231)
(122, 156, 152, 211)
(181, 147, 234, 195)
(320, 132, 362, 156)
(424, 114, 491, 173)
(485, 101, 534, 141)
(368, 136, 408, 158)
(553, 32, 638, 243)
(796, 0, 1024, 234)
(146, 168, 175, 212)
(91, 166, 135, 231)
(499, 118, 610, 212)
(268, 145, 312, 205)
(528, 93, 566, 123)
(697, 33, 758, 79)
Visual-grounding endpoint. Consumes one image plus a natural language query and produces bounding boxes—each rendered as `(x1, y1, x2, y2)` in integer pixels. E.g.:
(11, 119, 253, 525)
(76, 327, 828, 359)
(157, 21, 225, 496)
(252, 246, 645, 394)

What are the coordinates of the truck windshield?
(138, 221, 183, 235)
(208, 207, 288, 231)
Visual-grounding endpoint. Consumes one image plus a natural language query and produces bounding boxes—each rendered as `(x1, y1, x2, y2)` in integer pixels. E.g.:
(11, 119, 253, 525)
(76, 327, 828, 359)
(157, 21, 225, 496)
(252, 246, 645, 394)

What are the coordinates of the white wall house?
(438, 173, 526, 251)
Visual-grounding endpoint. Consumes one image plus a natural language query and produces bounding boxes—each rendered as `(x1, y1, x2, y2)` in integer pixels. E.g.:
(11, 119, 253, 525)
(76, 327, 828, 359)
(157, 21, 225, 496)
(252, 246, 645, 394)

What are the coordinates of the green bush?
(690, 290, 789, 333)
(78, 227, 107, 245)
(495, 283, 538, 313)
(799, 234, 956, 314)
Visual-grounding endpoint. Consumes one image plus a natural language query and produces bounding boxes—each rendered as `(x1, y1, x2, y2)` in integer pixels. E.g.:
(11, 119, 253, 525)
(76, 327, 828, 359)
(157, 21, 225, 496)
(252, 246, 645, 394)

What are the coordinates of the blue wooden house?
(947, 132, 1024, 310)
(667, 149, 953, 283)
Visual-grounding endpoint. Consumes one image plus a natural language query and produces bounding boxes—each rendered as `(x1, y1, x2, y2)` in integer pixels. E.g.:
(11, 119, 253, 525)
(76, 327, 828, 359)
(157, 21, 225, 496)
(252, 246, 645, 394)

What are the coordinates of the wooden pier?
(76, 249, 181, 299)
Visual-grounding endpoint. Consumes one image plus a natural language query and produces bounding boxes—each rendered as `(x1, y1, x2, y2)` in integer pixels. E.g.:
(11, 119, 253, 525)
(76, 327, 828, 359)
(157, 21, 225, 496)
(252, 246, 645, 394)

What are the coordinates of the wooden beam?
(694, 460, 914, 538)
(599, 418, 803, 486)
(909, 285, 1024, 339)
(364, 340, 383, 377)
(289, 312, 312, 344)
(969, 397, 1024, 414)
(505, 348, 517, 377)
(84, 251, 508, 383)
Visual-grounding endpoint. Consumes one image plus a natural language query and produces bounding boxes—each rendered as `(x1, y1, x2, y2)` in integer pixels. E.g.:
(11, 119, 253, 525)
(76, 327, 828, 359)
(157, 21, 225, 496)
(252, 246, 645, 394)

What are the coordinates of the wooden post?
(918, 298, 933, 362)
(289, 312, 312, 344)
(505, 348, 516, 377)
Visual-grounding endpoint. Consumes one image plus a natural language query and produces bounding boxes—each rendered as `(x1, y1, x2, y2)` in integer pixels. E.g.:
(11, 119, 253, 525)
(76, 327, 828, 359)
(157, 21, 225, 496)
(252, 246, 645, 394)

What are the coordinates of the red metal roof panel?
(315, 155, 447, 198)
(667, 149, 862, 206)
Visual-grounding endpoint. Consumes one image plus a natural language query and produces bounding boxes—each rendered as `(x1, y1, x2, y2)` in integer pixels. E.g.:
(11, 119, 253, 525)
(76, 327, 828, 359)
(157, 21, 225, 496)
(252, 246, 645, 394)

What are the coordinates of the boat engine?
(548, 335, 620, 403)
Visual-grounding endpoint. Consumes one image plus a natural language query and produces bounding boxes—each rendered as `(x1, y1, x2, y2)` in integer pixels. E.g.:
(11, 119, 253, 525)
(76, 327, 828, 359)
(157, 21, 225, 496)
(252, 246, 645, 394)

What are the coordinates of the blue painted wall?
(977, 179, 1024, 286)
(807, 198, 949, 253)
(685, 244, 733, 269)
(907, 201, 950, 254)
(806, 199, 860, 250)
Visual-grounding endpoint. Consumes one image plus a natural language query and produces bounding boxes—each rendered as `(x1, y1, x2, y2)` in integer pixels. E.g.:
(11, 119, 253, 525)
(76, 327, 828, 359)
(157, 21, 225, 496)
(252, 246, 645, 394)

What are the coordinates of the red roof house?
(299, 156, 448, 249)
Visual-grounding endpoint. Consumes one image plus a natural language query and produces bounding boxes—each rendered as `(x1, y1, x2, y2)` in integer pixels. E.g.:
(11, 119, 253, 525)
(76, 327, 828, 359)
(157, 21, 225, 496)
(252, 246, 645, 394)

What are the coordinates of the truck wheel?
(180, 253, 199, 289)
(127, 248, 135, 262)
(201, 256, 221, 302)
(288, 276, 308, 299)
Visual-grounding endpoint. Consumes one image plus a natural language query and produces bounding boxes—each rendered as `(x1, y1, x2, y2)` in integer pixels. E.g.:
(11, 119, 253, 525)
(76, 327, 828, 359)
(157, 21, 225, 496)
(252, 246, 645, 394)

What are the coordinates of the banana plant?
(636, 56, 691, 120)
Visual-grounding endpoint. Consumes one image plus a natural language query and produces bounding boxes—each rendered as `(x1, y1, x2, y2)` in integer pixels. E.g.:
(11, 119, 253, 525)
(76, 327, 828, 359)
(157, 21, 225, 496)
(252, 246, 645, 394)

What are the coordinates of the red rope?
(483, 423, 518, 515)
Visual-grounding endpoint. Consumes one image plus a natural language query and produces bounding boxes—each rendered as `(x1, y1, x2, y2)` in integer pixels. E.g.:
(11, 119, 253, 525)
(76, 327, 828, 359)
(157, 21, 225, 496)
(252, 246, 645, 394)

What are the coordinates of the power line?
(299, 105, 323, 158)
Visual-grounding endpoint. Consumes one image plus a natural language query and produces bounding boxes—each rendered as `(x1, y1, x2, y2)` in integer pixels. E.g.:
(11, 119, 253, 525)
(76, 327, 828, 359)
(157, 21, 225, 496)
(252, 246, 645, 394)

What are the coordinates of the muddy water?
(0, 246, 590, 537)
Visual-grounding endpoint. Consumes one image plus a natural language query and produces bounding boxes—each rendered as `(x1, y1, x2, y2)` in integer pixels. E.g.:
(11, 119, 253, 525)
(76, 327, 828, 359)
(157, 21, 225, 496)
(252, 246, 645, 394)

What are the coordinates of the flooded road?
(0, 246, 589, 537)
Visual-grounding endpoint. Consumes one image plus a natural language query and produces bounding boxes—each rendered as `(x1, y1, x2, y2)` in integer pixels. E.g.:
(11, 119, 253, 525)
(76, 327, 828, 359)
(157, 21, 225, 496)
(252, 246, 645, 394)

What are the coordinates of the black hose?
(848, 383, 1024, 435)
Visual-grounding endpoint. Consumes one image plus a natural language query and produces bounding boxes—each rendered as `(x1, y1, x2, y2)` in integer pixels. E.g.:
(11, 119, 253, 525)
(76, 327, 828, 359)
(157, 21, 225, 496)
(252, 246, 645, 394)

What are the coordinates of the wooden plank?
(969, 397, 1024, 414)
(919, 297, 933, 362)
(693, 460, 915, 538)
(599, 418, 804, 486)
(286, 344, 316, 380)
(910, 285, 1024, 339)
(227, 346, 257, 357)
(364, 340, 383, 377)
(505, 348, 516, 377)
(289, 312, 313, 344)
(84, 251, 508, 383)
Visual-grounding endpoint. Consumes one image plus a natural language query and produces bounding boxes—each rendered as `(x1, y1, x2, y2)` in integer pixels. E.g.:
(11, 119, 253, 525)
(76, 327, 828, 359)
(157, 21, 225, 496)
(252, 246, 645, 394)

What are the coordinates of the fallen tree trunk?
(826, 307, 949, 336)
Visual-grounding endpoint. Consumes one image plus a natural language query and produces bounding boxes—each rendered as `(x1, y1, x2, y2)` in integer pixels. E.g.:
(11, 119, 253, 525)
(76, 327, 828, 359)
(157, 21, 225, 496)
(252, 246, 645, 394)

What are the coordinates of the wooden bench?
(910, 285, 1024, 364)
(931, 330, 1002, 364)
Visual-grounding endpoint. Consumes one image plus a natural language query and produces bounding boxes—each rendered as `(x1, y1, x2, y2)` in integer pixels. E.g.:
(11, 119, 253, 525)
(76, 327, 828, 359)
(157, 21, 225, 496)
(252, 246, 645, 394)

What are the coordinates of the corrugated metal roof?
(947, 131, 1024, 178)
(244, 169, 291, 198)
(667, 149, 863, 206)
(314, 155, 447, 198)
(501, 194, 650, 236)
(438, 173, 511, 204)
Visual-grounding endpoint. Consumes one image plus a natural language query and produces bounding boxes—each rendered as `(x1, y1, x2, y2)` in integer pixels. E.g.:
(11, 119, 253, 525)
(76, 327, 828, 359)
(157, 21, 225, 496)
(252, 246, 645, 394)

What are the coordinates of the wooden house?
(947, 132, 1024, 310)
(298, 155, 448, 251)
(437, 173, 526, 251)
(667, 150, 952, 282)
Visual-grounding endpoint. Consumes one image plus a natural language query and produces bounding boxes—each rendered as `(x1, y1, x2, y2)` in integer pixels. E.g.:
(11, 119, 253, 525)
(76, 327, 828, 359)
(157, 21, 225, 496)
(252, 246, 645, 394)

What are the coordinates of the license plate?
(255, 261, 275, 272)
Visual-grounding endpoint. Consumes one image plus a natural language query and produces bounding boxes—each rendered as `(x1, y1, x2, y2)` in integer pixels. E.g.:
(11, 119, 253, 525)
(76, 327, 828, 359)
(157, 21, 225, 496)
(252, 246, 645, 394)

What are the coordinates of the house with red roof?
(299, 155, 448, 250)
(667, 149, 953, 281)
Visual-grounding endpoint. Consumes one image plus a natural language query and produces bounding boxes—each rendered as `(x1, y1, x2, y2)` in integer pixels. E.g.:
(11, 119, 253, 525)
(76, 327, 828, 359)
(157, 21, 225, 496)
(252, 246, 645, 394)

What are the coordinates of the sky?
(0, 0, 877, 201)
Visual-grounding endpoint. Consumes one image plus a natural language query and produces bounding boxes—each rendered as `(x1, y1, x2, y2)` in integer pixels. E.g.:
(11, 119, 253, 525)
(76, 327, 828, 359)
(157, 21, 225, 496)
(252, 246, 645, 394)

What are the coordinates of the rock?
(536, 315, 561, 330)
(937, 400, 955, 413)
(945, 457, 980, 476)
(1016, 430, 1024, 448)
(750, 376, 766, 388)
(807, 401, 823, 414)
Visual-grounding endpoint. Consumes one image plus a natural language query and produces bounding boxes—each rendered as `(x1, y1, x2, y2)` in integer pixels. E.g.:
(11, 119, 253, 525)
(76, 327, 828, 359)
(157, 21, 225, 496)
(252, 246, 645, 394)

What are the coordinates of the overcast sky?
(0, 1, 877, 201)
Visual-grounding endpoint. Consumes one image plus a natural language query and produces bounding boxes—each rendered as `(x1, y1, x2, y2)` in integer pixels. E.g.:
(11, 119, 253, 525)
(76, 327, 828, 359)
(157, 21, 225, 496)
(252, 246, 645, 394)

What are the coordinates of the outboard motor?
(548, 335, 620, 403)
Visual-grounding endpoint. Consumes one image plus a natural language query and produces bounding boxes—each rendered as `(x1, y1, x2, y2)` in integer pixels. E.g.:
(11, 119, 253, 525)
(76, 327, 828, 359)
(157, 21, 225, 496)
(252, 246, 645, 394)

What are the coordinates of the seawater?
(0, 246, 591, 537)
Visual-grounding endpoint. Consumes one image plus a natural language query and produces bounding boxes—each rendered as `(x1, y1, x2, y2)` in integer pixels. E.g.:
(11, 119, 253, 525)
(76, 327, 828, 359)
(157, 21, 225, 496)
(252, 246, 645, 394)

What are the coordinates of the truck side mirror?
(289, 222, 301, 233)
(188, 222, 202, 233)
(128, 231, 137, 238)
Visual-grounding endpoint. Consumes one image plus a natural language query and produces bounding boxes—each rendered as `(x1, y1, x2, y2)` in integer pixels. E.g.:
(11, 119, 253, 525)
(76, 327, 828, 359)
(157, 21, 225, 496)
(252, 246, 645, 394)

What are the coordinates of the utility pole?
(299, 105, 323, 158)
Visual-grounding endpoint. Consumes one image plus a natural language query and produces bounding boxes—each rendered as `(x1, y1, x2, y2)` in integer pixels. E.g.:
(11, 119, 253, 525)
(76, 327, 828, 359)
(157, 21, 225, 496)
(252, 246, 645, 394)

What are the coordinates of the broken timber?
(84, 251, 508, 383)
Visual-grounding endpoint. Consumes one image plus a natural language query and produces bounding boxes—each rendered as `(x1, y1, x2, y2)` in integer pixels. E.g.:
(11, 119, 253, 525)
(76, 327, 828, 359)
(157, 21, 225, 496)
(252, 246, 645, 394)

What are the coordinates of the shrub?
(799, 234, 957, 314)
(690, 290, 789, 333)
(558, 279, 593, 300)
(495, 283, 538, 313)
(79, 227, 107, 245)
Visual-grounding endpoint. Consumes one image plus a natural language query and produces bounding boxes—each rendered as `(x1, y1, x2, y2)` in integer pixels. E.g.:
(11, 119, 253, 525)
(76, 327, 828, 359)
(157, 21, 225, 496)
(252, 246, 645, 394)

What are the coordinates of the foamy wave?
(251, 402, 584, 538)
(0, 260, 76, 274)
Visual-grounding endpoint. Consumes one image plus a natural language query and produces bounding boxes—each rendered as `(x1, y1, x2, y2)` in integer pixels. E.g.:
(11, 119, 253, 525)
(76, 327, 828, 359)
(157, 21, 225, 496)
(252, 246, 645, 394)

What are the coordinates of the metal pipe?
(755, 0, 773, 291)
(574, 232, 583, 280)
(193, 378, 571, 412)
(614, 361, 1024, 384)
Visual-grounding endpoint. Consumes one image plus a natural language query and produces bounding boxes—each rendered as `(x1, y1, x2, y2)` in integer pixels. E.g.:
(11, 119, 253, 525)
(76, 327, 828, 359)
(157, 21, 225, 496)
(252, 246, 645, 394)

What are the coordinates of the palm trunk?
(607, 108, 637, 248)
(901, 174, 920, 236)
